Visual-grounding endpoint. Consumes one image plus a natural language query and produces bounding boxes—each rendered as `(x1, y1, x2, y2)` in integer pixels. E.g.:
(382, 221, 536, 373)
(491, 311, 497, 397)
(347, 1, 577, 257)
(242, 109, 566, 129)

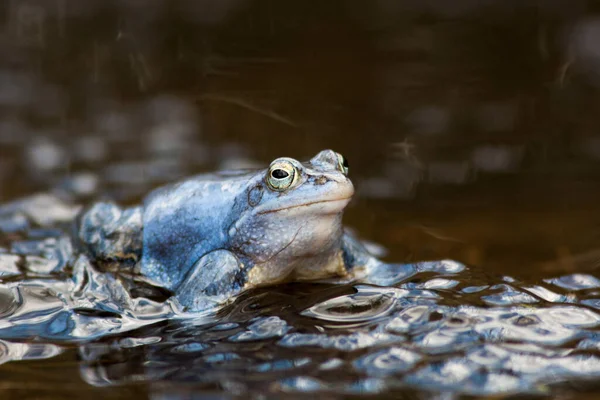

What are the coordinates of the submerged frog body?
(77, 150, 455, 311)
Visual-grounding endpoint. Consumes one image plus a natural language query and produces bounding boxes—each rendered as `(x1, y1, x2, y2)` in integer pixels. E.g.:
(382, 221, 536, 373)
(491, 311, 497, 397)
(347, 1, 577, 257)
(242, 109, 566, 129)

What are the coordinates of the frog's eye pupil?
(342, 156, 349, 169)
(272, 169, 289, 179)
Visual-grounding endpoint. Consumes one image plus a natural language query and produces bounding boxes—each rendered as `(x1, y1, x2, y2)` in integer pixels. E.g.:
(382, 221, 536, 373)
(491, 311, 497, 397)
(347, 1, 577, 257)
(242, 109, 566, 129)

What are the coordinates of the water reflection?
(60, 274, 600, 396)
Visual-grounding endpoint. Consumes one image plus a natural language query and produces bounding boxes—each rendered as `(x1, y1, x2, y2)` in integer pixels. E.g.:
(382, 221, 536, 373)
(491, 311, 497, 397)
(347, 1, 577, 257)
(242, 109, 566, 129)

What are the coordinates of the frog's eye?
(336, 153, 349, 176)
(267, 159, 298, 191)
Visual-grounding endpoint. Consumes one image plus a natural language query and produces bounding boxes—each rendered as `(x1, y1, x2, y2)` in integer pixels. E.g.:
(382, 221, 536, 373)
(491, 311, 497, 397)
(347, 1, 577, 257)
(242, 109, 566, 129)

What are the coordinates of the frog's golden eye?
(336, 153, 349, 176)
(266, 159, 298, 191)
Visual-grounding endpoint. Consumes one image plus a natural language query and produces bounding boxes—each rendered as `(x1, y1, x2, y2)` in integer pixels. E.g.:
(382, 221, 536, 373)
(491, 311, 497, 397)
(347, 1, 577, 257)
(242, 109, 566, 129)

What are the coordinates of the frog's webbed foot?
(76, 202, 143, 267)
(173, 250, 245, 312)
(341, 232, 465, 286)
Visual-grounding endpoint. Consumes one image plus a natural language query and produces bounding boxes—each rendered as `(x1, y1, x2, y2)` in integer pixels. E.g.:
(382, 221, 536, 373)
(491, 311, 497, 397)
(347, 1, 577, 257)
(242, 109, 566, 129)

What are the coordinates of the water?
(2, 198, 600, 398)
(2, 1, 600, 398)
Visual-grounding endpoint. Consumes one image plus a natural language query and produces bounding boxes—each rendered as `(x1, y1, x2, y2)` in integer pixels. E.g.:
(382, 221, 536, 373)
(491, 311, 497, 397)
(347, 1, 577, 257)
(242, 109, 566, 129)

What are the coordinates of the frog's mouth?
(257, 196, 352, 215)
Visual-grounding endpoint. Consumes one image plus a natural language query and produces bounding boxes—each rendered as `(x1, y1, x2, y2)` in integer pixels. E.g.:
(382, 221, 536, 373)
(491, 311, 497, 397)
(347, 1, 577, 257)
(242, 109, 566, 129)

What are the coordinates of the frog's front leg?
(341, 232, 465, 286)
(76, 202, 143, 265)
(173, 250, 246, 312)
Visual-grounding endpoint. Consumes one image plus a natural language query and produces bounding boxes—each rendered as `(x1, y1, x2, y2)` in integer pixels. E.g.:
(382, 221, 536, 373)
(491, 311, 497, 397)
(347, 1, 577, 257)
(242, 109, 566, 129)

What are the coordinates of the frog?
(76, 149, 464, 312)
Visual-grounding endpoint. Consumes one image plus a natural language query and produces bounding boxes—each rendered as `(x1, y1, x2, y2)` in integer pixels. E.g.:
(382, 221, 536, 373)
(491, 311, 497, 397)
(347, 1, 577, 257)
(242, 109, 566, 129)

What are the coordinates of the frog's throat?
(243, 249, 347, 289)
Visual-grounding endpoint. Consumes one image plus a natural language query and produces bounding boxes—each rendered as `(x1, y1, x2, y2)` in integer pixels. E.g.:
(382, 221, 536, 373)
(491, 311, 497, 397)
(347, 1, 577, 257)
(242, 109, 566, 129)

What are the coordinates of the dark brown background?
(1, 1, 600, 397)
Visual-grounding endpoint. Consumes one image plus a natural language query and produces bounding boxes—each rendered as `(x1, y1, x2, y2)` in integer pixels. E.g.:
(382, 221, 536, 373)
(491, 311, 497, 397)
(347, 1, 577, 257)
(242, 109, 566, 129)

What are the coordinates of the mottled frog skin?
(77, 150, 398, 311)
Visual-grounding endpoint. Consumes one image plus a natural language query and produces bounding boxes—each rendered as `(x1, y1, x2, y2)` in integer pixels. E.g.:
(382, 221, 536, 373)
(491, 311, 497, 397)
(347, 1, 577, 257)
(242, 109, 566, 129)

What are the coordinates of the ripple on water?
(228, 316, 290, 342)
(301, 285, 400, 323)
(353, 347, 422, 376)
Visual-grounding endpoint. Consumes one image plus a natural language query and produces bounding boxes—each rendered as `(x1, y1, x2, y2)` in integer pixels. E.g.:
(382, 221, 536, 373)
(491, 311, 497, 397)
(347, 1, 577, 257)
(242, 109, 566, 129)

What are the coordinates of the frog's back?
(141, 171, 256, 290)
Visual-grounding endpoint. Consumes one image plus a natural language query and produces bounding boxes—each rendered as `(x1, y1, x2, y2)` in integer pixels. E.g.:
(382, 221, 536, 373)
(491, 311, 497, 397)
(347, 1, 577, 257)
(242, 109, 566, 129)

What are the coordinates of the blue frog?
(77, 150, 462, 311)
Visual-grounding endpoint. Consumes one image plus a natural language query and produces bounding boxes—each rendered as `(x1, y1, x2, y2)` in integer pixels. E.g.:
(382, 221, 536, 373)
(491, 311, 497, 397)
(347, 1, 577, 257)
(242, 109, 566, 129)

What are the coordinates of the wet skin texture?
(77, 150, 383, 311)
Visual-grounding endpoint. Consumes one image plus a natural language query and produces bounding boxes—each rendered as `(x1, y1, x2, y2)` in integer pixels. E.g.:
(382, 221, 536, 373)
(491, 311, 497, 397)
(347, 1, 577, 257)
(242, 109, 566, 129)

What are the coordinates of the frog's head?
(229, 149, 354, 285)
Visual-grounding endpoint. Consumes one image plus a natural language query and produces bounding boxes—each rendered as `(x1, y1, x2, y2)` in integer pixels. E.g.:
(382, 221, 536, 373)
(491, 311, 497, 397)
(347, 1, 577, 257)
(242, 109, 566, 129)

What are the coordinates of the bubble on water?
(0, 287, 19, 318)
(363, 261, 417, 286)
(408, 357, 477, 388)
(346, 378, 387, 394)
(302, 286, 400, 323)
(506, 353, 600, 377)
(229, 316, 289, 342)
(546, 274, 600, 290)
(119, 336, 161, 348)
(406, 356, 530, 395)
(210, 323, 239, 331)
(279, 330, 402, 351)
(319, 358, 344, 370)
(0, 213, 29, 233)
(0, 255, 21, 278)
(23, 256, 60, 275)
(354, 347, 421, 376)
(278, 376, 325, 392)
(253, 358, 311, 372)
(461, 285, 489, 293)
(386, 305, 436, 334)
(11, 236, 72, 275)
(201, 352, 241, 363)
(170, 342, 209, 353)
(482, 284, 538, 305)
(466, 344, 510, 367)
(523, 285, 568, 303)
(417, 260, 465, 274)
(541, 306, 600, 327)
(412, 278, 459, 290)
(469, 307, 591, 346)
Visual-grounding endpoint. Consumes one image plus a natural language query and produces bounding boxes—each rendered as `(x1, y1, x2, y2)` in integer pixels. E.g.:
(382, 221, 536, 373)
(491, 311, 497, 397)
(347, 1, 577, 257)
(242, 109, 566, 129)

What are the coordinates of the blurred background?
(1, 0, 600, 279)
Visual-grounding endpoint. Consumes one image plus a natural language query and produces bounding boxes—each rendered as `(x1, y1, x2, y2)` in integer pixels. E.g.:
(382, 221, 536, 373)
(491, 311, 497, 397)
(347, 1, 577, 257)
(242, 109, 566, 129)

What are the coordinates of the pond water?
(2, 1, 600, 398)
